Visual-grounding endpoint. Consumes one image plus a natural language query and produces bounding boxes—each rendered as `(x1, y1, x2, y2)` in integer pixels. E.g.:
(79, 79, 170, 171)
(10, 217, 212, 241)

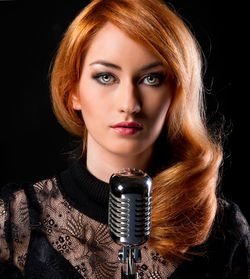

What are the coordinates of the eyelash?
(92, 72, 166, 87)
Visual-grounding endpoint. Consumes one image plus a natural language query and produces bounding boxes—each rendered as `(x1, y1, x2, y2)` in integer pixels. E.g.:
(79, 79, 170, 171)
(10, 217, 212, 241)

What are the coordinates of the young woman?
(0, 0, 249, 278)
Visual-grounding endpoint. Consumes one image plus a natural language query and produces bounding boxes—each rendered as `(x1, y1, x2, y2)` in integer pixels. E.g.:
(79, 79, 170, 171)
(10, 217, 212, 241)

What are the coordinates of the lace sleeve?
(0, 183, 31, 278)
(0, 197, 10, 263)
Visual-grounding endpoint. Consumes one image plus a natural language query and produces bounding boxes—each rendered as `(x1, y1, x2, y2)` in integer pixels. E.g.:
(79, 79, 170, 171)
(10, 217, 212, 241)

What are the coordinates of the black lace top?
(0, 160, 249, 278)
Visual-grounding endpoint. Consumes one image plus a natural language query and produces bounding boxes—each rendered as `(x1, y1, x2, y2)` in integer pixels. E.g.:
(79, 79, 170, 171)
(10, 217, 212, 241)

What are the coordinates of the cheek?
(144, 88, 172, 124)
(79, 95, 103, 123)
(77, 83, 111, 125)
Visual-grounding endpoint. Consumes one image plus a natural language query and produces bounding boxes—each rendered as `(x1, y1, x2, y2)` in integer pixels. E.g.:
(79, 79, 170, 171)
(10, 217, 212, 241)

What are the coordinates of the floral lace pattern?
(0, 199, 9, 262)
(33, 178, 177, 278)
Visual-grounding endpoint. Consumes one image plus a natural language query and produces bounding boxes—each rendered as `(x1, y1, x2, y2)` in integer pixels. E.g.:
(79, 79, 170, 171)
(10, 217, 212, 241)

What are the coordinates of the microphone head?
(108, 168, 152, 246)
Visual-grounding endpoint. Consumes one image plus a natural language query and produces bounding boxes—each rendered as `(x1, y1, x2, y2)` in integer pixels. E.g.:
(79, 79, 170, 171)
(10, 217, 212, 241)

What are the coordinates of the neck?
(85, 137, 154, 183)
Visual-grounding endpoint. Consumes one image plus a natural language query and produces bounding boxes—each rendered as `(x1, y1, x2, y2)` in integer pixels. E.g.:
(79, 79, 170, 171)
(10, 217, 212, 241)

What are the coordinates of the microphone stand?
(119, 246, 141, 279)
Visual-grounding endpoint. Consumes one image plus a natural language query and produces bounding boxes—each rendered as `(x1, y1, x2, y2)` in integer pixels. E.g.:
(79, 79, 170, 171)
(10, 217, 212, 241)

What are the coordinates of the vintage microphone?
(108, 168, 152, 279)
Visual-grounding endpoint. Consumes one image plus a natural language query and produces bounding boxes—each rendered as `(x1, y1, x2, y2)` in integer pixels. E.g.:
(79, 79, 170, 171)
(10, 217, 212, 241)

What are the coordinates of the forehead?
(83, 22, 160, 65)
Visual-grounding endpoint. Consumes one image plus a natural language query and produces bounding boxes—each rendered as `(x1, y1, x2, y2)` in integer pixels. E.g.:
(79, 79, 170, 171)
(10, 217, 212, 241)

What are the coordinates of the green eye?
(143, 73, 166, 87)
(101, 74, 112, 83)
(146, 76, 157, 84)
(92, 72, 116, 86)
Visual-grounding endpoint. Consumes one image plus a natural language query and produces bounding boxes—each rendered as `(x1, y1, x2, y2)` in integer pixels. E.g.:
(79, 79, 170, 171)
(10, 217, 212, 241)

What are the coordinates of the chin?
(108, 143, 148, 157)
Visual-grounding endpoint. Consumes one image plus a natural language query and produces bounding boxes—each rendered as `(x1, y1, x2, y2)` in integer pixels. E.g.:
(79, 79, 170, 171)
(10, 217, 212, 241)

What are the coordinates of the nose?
(117, 80, 141, 115)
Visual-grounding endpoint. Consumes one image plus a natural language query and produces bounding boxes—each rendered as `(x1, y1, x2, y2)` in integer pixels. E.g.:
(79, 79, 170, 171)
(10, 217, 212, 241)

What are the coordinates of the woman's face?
(72, 22, 172, 157)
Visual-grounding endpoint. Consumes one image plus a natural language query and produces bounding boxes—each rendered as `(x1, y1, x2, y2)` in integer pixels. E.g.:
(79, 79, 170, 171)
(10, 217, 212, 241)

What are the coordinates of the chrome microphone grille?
(109, 193, 129, 238)
(108, 169, 152, 246)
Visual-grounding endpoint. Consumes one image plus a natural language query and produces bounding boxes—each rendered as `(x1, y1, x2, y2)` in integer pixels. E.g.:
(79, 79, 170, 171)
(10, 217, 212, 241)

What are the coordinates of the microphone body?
(108, 169, 152, 278)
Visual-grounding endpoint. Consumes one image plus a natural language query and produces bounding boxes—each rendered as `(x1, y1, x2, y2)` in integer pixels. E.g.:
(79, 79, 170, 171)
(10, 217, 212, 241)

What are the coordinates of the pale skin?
(72, 22, 172, 183)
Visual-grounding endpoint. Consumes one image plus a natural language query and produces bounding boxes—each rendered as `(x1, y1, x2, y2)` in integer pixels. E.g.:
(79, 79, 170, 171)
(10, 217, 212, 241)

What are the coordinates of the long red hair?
(50, 0, 223, 260)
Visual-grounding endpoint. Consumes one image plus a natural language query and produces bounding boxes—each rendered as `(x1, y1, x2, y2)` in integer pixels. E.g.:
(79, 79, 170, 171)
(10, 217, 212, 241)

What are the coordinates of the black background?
(0, 1, 248, 219)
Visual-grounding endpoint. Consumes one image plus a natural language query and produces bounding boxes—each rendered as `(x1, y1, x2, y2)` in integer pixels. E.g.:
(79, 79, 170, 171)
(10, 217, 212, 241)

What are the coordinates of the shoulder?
(0, 183, 31, 270)
(0, 183, 29, 232)
(0, 176, 59, 210)
(207, 198, 249, 277)
(171, 198, 249, 278)
(214, 198, 249, 243)
(0, 177, 58, 255)
(0, 177, 59, 277)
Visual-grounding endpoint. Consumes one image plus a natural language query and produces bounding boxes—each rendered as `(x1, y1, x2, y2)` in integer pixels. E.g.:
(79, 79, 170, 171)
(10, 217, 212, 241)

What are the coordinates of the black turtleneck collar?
(58, 160, 110, 224)
(57, 148, 168, 225)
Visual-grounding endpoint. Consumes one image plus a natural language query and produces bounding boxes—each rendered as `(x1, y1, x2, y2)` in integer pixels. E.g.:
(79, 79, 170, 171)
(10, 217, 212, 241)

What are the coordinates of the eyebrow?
(89, 60, 164, 71)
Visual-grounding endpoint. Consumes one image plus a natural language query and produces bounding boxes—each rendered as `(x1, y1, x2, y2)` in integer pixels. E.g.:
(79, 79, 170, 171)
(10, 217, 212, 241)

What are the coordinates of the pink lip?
(111, 121, 143, 135)
(111, 121, 143, 129)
